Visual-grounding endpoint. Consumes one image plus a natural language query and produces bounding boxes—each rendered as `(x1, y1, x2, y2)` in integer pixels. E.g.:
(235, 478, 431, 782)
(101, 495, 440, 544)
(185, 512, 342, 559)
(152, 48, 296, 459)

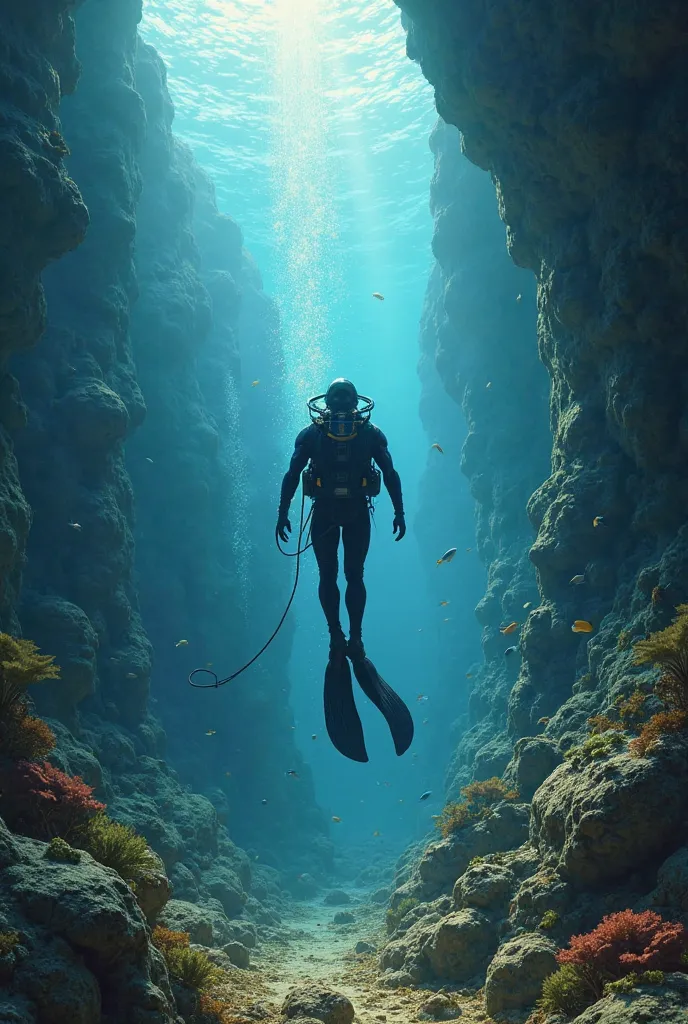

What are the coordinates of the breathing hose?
(188, 490, 313, 689)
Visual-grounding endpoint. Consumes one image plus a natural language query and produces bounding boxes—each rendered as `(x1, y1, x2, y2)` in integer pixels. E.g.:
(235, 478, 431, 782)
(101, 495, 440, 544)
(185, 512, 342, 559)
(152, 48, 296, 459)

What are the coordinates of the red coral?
(0, 760, 105, 840)
(558, 910, 688, 984)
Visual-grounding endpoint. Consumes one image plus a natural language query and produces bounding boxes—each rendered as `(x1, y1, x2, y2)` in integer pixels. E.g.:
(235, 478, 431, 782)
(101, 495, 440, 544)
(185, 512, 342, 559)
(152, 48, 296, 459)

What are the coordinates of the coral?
(0, 931, 20, 957)
(616, 690, 650, 731)
(539, 911, 559, 930)
(436, 778, 519, 838)
(0, 634, 59, 717)
(557, 910, 688, 999)
(386, 897, 419, 934)
(152, 925, 221, 990)
(587, 715, 624, 736)
(0, 760, 105, 840)
(633, 605, 688, 711)
(81, 814, 157, 883)
(0, 704, 56, 760)
(628, 711, 688, 757)
(44, 837, 82, 864)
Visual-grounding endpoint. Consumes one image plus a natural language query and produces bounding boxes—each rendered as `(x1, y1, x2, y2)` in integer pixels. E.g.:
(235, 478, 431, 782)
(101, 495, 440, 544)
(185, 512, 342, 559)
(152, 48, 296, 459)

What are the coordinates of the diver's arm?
(372, 429, 404, 516)
(278, 427, 312, 515)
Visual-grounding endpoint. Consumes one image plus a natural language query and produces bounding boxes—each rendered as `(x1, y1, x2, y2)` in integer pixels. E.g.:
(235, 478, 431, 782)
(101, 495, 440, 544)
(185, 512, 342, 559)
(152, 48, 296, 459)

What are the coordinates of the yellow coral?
(0, 634, 59, 717)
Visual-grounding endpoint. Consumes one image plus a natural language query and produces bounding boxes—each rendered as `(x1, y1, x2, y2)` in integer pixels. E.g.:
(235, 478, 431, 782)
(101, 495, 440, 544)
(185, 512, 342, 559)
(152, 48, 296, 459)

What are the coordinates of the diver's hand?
(393, 513, 406, 541)
(276, 511, 292, 544)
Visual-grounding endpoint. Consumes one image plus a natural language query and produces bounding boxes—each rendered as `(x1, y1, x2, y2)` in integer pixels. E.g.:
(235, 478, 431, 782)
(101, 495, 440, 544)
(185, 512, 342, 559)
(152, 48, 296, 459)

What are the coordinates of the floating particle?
(145, 457, 154, 463)
(466, 547, 472, 553)
(372, 292, 384, 301)
(443, 617, 451, 623)
(251, 380, 260, 387)
(261, 799, 268, 805)
(516, 294, 522, 303)
(572, 620, 594, 634)
(373, 830, 381, 837)
(440, 600, 450, 607)
(205, 730, 216, 737)
(68, 522, 82, 531)
(486, 381, 493, 389)
(500, 621, 519, 635)
(505, 646, 519, 656)
(430, 443, 444, 454)
(175, 640, 189, 647)
(286, 769, 299, 778)
(422, 718, 429, 725)
(570, 575, 586, 585)
(205, 662, 213, 668)
(224, 771, 231, 777)
(436, 547, 457, 566)
(125, 672, 137, 679)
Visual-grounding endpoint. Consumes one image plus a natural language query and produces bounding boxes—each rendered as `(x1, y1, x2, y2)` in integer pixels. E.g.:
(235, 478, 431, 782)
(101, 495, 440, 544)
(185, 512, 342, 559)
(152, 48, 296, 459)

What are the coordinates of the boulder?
(333, 911, 355, 925)
(570, 972, 688, 1023)
(484, 932, 558, 1016)
(201, 863, 247, 918)
(159, 899, 214, 946)
(418, 993, 461, 1020)
(503, 736, 563, 800)
(531, 737, 688, 887)
(453, 862, 515, 911)
(371, 887, 391, 904)
(222, 940, 250, 969)
(648, 846, 688, 913)
(425, 909, 498, 980)
(134, 853, 172, 923)
(281, 984, 355, 1024)
(355, 941, 375, 954)
(323, 889, 350, 906)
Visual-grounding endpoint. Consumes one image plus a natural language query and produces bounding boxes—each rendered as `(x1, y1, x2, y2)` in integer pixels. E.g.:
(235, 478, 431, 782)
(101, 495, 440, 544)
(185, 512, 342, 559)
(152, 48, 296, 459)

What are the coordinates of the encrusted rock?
(503, 736, 563, 801)
(453, 862, 515, 911)
(425, 909, 498, 981)
(281, 984, 355, 1024)
(418, 993, 461, 1020)
(647, 845, 688, 913)
(333, 911, 355, 925)
(355, 940, 375, 954)
(484, 932, 558, 1016)
(323, 889, 351, 906)
(569, 972, 688, 1023)
(222, 940, 251, 969)
(159, 899, 214, 946)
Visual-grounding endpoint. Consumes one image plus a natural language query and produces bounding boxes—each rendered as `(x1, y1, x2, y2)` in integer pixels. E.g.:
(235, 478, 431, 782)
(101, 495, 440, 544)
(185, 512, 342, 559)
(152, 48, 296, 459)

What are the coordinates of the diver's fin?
(324, 655, 369, 763)
(350, 656, 414, 757)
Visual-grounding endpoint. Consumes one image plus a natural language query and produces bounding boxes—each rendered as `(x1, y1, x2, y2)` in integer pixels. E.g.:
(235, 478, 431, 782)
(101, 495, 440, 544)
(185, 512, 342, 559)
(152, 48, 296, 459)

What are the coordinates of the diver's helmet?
(325, 378, 358, 413)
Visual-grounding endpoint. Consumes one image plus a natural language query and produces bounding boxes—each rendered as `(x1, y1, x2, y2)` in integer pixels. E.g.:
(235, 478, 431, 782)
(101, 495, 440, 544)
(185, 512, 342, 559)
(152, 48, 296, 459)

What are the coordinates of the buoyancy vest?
(302, 420, 381, 500)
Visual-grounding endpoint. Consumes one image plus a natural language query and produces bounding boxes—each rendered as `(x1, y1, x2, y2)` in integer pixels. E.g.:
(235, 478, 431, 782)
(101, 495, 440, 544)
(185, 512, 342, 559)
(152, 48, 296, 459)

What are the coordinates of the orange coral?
(152, 926, 190, 954)
(436, 777, 519, 838)
(628, 711, 688, 757)
(0, 704, 56, 760)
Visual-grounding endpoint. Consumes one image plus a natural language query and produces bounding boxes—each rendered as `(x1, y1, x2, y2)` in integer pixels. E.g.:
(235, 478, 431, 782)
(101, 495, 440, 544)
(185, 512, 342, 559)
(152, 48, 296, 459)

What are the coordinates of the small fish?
(68, 522, 82, 531)
(505, 646, 519, 656)
(500, 621, 519, 635)
(436, 547, 457, 566)
(486, 381, 493, 390)
(125, 672, 137, 679)
(251, 380, 260, 387)
(417, 694, 429, 703)
(311, 734, 317, 740)
(373, 830, 381, 837)
(224, 771, 231, 777)
(205, 662, 213, 668)
(422, 718, 429, 725)
(570, 574, 586, 585)
(572, 620, 594, 634)
(443, 617, 451, 623)
(465, 672, 473, 679)
(523, 601, 532, 609)
(420, 790, 432, 801)
(331, 815, 342, 823)
(372, 292, 384, 301)
(516, 294, 522, 303)
(206, 730, 216, 737)
(430, 443, 444, 454)
(439, 600, 450, 607)
(145, 457, 154, 463)
(593, 516, 605, 528)
(261, 799, 268, 805)
(175, 640, 189, 647)
(109, 657, 118, 662)
(466, 547, 472, 553)
(286, 769, 299, 778)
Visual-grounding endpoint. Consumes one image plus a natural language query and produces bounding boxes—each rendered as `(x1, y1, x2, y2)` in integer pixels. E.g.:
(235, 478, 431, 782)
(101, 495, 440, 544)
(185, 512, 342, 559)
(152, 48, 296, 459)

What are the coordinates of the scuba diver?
(276, 378, 414, 763)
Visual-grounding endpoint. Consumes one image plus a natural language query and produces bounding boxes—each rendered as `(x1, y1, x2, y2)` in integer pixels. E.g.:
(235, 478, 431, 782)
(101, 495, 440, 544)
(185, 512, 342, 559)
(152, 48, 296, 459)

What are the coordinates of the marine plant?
(603, 971, 664, 995)
(44, 836, 82, 863)
(0, 704, 56, 761)
(0, 931, 20, 957)
(0, 634, 59, 717)
(0, 760, 105, 840)
(617, 630, 632, 651)
(435, 777, 519, 838)
(539, 910, 560, 930)
(564, 731, 624, 765)
(537, 963, 593, 1017)
(633, 604, 688, 711)
(152, 926, 221, 990)
(628, 710, 688, 757)
(81, 813, 157, 883)
(385, 897, 419, 934)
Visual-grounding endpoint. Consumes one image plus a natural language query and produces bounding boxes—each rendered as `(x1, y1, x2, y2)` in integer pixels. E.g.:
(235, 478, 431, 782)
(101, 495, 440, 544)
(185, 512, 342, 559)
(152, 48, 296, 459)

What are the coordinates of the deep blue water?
(140, 1, 485, 851)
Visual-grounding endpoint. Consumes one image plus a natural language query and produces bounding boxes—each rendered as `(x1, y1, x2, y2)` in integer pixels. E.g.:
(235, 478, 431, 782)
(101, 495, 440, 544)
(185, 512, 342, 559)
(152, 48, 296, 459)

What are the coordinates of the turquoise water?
(140, 1, 462, 844)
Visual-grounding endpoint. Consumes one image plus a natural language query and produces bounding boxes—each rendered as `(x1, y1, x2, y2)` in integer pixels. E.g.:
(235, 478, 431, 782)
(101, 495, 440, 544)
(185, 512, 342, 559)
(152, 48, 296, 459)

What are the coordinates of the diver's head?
(325, 378, 358, 414)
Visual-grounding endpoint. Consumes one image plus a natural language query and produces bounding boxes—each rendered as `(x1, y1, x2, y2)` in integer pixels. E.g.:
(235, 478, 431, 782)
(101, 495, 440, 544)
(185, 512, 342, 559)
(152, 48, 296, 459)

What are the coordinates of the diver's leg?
(342, 505, 371, 657)
(312, 505, 344, 652)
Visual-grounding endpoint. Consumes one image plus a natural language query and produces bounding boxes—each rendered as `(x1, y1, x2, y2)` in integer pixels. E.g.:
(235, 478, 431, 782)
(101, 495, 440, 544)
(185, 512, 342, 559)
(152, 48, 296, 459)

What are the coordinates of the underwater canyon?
(0, 1, 687, 1023)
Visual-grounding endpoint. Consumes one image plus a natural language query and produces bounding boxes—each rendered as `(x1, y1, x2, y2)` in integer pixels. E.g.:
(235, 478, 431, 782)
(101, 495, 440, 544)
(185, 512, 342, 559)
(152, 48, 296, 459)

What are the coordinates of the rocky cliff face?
(396, 0, 688, 751)
(0, 1, 88, 635)
(420, 120, 549, 788)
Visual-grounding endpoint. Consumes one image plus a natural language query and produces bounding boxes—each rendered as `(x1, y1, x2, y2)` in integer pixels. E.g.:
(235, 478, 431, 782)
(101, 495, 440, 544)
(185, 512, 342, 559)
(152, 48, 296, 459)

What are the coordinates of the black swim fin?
(350, 655, 414, 757)
(324, 654, 369, 763)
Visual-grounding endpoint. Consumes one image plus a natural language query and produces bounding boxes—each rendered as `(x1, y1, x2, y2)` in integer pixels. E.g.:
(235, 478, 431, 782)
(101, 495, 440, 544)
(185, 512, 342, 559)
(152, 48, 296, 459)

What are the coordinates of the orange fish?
(430, 443, 444, 454)
(500, 622, 519, 635)
(331, 816, 342, 823)
(440, 600, 450, 607)
(251, 380, 260, 387)
(572, 620, 594, 634)
(592, 516, 605, 528)
(373, 830, 381, 837)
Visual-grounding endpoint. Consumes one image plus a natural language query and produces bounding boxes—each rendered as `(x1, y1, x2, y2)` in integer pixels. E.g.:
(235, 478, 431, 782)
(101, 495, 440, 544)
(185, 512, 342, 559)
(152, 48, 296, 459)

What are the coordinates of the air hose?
(188, 490, 314, 689)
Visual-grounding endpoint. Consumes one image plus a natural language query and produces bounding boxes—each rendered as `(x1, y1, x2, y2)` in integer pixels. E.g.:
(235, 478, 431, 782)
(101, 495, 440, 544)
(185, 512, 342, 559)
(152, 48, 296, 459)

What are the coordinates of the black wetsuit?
(278, 420, 404, 639)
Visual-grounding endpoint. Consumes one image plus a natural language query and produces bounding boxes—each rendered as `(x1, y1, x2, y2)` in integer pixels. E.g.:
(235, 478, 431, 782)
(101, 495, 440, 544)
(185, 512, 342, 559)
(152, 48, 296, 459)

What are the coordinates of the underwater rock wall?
(130, 41, 329, 874)
(0, 1, 88, 634)
(421, 120, 549, 787)
(397, 0, 688, 749)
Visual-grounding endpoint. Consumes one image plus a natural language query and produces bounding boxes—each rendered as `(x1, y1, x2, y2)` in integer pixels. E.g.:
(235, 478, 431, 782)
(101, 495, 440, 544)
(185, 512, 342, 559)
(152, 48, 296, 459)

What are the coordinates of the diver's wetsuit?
(278, 420, 404, 644)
